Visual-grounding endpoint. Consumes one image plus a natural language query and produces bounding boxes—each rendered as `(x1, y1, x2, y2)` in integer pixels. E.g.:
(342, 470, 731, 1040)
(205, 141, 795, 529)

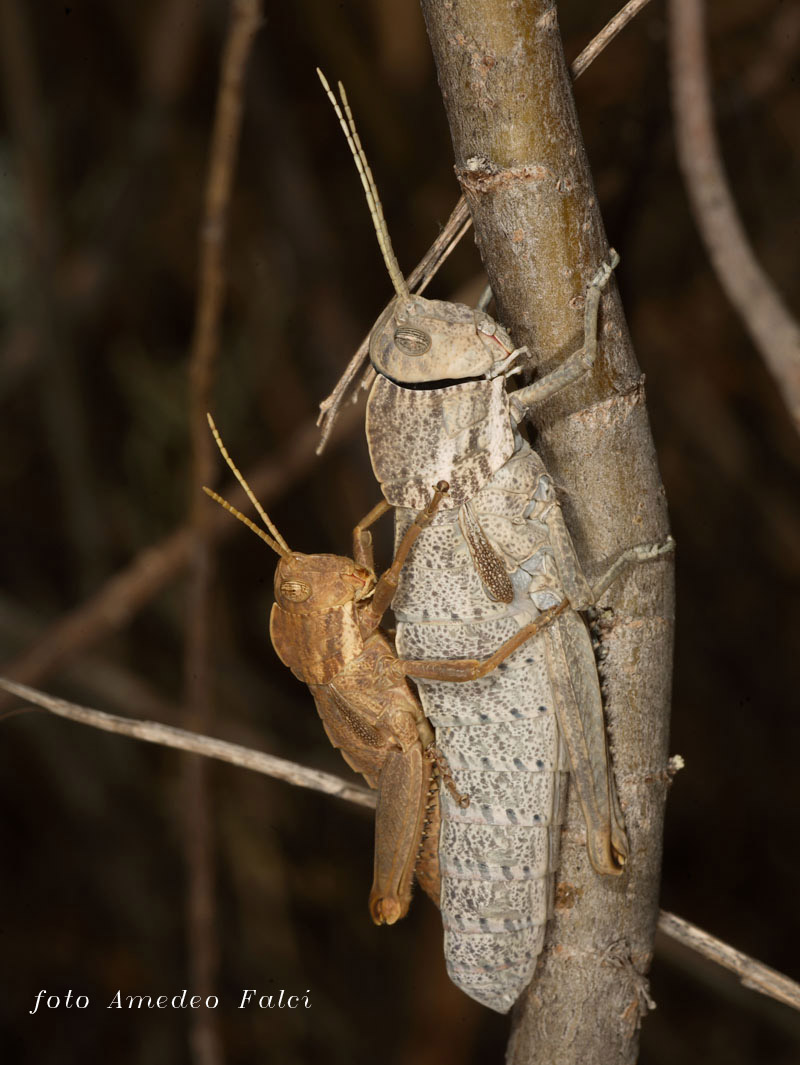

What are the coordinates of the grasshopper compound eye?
(280, 580, 312, 603)
(393, 326, 431, 356)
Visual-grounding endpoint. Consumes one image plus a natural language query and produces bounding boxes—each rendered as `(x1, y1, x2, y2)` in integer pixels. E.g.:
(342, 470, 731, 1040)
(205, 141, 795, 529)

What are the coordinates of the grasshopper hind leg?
(369, 743, 435, 925)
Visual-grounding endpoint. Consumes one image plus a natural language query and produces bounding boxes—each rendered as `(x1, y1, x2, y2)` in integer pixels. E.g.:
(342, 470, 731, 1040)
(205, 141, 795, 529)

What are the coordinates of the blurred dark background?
(0, 1, 798, 1063)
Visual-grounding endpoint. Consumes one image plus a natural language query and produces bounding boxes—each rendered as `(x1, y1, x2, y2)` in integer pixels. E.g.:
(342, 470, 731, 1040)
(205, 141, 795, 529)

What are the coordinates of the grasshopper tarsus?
(424, 743, 470, 809)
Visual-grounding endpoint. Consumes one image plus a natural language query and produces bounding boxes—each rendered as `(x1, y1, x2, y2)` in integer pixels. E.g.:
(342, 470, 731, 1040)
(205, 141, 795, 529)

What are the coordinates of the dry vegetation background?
(1, 1, 799, 1063)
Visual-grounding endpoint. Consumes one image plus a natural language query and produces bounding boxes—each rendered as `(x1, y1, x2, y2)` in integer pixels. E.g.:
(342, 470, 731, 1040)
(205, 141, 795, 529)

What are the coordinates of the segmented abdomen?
(393, 456, 569, 1013)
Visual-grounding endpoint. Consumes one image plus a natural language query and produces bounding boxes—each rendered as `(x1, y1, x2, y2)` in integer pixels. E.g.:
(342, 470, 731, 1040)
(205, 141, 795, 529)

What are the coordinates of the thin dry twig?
(657, 910, 800, 1013)
(669, 0, 800, 432)
(315, 0, 656, 448)
(0, 525, 190, 699)
(184, 5, 261, 1063)
(0, 677, 375, 808)
(4, 674, 799, 1018)
(571, 0, 654, 79)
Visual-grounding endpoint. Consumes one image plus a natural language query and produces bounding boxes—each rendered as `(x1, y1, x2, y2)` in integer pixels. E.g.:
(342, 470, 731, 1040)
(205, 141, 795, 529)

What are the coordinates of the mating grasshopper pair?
(208, 71, 673, 1015)
(308, 73, 674, 1013)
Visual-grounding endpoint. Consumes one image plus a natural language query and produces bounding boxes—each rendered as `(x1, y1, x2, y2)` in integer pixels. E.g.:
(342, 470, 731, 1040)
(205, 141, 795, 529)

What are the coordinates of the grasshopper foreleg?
(590, 536, 676, 601)
(510, 250, 620, 417)
(352, 498, 392, 571)
(358, 481, 449, 633)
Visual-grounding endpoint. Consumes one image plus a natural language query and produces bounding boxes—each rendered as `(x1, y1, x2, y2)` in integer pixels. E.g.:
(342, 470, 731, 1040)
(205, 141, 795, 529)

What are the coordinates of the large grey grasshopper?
(202, 415, 569, 926)
(317, 73, 674, 1013)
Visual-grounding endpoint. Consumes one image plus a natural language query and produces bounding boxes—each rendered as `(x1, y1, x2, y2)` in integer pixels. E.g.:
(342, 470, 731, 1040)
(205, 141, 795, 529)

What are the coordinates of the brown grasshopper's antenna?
(317, 68, 411, 303)
(202, 486, 290, 557)
(204, 413, 291, 558)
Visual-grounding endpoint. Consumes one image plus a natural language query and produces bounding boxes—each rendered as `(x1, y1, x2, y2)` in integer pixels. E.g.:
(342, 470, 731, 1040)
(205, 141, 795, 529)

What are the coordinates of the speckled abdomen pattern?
(417, 661, 569, 1014)
(393, 451, 570, 1013)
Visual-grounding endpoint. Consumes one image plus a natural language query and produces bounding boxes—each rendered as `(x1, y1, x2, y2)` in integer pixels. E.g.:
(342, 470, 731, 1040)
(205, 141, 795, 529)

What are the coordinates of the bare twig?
(670, 0, 800, 432)
(315, 0, 656, 449)
(4, 673, 799, 1018)
(183, 5, 261, 1064)
(657, 910, 800, 1013)
(571, 0, 654, 79)
(420, 0, 673, 1059)
(0, 677, 375, 808)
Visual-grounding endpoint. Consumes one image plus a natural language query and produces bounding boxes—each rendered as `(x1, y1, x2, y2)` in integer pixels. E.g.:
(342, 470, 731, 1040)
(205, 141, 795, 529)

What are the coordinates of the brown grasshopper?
(203, 414, 567, 925)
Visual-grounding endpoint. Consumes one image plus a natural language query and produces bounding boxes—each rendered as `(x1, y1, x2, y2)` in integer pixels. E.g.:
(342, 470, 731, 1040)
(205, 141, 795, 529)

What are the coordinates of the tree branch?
(419, 2, 673, 1060)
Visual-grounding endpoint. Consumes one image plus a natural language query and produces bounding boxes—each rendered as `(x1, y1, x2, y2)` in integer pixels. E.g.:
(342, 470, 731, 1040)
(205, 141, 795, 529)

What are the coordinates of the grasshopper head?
(274, 554, 375, 613)
(369, 295, 518, 385)
(316, 73, 522, 390)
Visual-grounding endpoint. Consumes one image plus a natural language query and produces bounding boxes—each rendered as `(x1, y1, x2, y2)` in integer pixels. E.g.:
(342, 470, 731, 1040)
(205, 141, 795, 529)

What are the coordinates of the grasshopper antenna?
(202, 486, 290, 557)
(204, 413, 292, 558)
(317, 68, 411, 304)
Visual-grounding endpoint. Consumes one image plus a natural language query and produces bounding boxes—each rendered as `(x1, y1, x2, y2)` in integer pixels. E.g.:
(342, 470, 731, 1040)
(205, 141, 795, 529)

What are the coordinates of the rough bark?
(419, 3, 674, 1063)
